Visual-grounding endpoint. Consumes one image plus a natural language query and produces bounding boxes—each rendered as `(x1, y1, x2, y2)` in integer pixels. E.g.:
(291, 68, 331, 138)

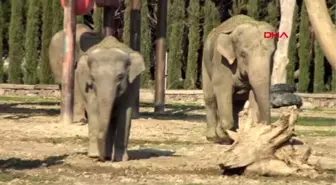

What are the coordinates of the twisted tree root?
(217, 109, 322, 176)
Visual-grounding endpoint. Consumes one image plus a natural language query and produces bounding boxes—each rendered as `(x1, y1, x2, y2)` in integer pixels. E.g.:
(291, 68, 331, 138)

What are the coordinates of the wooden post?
(103, 7, 116, 37)
(130, 0, 141, 118)
(154, 0, 167, 113)
(61, 0, 76, 124)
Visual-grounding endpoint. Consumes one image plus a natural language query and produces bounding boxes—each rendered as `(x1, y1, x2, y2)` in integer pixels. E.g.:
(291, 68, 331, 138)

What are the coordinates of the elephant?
(49, 24, 104, 123)
(49, 24, 145, 161)
(202, 15, 276, 144)
(76, 37, 145, 162)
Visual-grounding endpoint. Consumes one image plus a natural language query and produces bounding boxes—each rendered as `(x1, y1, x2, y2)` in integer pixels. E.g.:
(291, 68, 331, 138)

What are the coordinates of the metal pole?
(154, 0, 167, 113)
(130, 0, 141, 119)
(103, 7, 116, 37)
(61, 0, 76, 124)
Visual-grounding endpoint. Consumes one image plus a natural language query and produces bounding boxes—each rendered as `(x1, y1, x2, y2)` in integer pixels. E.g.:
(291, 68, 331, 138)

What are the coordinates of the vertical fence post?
(130, 0, 141, 118)
(154, 0, 167, 113)
(61, 0, 76, 124)
(103, 7, 116, 37)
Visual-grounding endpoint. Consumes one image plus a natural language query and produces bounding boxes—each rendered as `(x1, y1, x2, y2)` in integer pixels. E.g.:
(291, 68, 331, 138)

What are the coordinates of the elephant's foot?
(113, 150, 129, 162)
(204, 126, 218, 142)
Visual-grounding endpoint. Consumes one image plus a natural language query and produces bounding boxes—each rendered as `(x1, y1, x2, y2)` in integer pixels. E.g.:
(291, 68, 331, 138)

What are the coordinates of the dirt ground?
(0, 99, 335, 185)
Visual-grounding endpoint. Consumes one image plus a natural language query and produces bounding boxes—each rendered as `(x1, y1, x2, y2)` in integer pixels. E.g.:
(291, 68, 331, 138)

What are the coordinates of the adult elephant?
(49, 24, 103, 123)
(49, 25, 145, 161)
(202, 15, 276, 144)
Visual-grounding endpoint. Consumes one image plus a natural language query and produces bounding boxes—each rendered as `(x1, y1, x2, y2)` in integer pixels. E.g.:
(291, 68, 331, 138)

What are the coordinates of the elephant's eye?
(117, 73, 125, 81)
(241, 51, 247, 58)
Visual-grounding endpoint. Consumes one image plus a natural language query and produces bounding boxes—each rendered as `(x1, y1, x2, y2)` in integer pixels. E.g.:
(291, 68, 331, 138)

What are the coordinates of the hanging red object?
(61, 0, 94, 15)
(96, 0, 120, 8)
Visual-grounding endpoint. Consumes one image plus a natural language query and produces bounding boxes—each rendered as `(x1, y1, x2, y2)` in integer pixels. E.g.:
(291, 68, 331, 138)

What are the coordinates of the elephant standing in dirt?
(49, 25, 145, 161)
(202, 15, 276, 144)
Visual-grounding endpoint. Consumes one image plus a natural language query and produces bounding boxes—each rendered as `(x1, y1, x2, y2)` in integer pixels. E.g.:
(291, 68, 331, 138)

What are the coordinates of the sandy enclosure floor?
(0, 100, 335, 185)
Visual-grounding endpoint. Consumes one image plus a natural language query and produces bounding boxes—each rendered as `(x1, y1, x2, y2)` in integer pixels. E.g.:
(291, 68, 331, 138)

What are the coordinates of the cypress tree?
(286, 3, 299, 84)
(76, 16, 84, 24)
(39, 0, 53, 84)
(167, 0, 185, 89)
(247, 0, 260, 19)
(122, 0, 131, 45)
(140, 0, 152, 88)
(298, 3, 311, 92)
(313, 40, 325, 92)
(265, 0, 279, 27)
(0, 1, 4, 83)
(184, 0, 200, 89)
(93, 6, 103, 34)
(8, 0, 25, 84)
(232, 0, 248, 15)
(24, 0, 41, 84)
(52, 0, 64, 35)
(202, 0, 220, 43)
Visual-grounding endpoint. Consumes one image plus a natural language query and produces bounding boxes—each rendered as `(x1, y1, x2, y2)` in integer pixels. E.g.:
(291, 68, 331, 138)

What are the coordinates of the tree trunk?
(271, 0, 296, 85)
(304, 0, 336, 70)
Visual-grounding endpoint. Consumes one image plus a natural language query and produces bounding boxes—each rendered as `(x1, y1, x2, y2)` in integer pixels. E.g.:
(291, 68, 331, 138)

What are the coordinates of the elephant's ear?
(128, 52, 145, 83)
(216, 33, 236, 65)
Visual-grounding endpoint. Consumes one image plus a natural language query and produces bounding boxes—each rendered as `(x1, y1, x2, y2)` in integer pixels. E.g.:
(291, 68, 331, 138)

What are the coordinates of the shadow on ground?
(140, 102, 205, 122)
(128, 148, 177, 160)
(0, 155, 68, 171)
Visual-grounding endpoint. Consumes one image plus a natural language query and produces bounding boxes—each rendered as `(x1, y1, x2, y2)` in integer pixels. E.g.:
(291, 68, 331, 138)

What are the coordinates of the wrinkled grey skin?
(76, 48, 144, 162)
(49, 24, 103, 123)
(202, 15, 276, 144)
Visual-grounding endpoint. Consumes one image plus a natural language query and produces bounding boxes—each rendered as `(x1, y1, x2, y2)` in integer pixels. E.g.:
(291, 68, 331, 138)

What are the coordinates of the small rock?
(328, 101, 336, 108)
(300, 102, 316, 110)
(0, 89, 5, 96)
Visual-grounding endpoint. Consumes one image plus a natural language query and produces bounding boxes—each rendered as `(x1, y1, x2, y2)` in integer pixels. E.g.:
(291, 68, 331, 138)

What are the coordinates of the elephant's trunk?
(96, 86, 117, 161)
(248, 56, 271, 124)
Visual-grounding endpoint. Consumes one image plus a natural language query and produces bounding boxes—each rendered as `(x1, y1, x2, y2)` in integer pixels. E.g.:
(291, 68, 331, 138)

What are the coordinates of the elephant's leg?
(232, 99, 247, 131)
(86, 94, 100, 158)
(202, 66, 219, 142)
(213, 84, 234, 144)
(113, 106, 132, 162)
(131, 76, 141, 119)
(74, 73, 87, 124)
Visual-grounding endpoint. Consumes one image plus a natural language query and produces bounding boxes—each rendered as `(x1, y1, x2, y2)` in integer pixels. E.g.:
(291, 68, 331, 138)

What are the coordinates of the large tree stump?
(218, 109, 318, 176)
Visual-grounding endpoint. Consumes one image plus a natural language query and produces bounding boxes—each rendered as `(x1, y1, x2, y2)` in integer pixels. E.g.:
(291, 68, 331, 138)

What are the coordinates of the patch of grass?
(271, 116, 336, 127)
(297, 130, 336, 137)
(0, 96, 59, 103)
(0, 172, 22, 182)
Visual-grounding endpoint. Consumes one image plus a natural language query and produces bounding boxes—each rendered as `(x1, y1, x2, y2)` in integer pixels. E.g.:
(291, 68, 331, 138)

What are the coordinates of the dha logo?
(264, 32, 289, 39)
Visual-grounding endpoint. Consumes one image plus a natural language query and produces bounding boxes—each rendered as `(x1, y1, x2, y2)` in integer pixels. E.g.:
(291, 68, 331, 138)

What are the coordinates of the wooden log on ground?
(218, 109, 322, 176)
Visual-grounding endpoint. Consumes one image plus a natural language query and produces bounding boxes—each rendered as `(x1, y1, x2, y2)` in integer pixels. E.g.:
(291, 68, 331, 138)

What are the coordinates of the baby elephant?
(76, 37, 145, 162)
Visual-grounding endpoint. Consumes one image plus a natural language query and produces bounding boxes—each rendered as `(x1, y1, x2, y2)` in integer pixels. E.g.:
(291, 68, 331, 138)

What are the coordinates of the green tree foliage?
(140, 0, 152, 87)
(39, 0, 53, 84)
(93, 6, 103, 34)
(247, 0, 260, 19)
(52, 0, 64, 35)
(313, 40, 325, 92)
(24, 0, 41, 84)
(0, 1, 4, 82)
(167, 0, 185, 89)
(286, 3, 299, 84)
(202, 0, 220, 43)
(184, 0, 200, 89)
(122, 0, 131, 45)
(231, 0, 248, 15)
(298, 3, 312, 92)
(332, 70, 336, 92)
(8, 0, 25, 84)
(76, 16, 84, 24)
(265, 0, 279, 27)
